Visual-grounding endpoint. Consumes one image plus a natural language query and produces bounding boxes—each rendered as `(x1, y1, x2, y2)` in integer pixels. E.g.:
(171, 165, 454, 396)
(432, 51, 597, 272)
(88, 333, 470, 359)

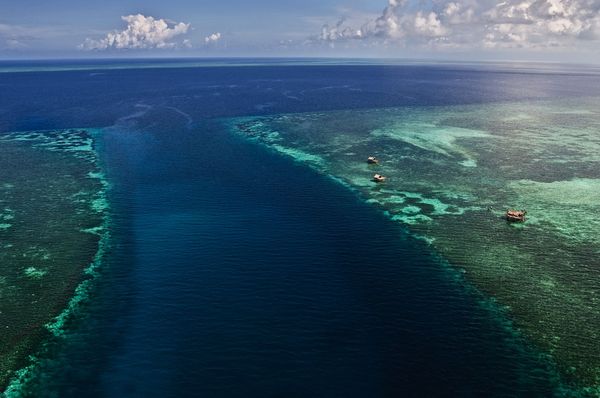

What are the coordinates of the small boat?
(506, 209, 527, 222)
(373, 174, 386, 183)
(367, 156, 379, 164)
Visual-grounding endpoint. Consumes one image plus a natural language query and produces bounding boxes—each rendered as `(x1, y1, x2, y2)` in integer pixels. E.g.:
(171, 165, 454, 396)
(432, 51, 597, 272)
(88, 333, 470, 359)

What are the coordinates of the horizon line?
(1, 55, 599, 66)
(1, 56, 599, 75)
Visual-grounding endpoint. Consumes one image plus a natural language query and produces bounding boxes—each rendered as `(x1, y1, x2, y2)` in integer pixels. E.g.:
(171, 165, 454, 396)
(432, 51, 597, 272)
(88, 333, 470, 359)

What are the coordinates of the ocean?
(0, 59, 599, 397)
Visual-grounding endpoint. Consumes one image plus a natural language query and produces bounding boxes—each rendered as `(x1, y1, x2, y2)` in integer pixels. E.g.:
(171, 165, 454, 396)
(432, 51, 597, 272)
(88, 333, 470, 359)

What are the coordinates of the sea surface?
(0, 59, 599, 397)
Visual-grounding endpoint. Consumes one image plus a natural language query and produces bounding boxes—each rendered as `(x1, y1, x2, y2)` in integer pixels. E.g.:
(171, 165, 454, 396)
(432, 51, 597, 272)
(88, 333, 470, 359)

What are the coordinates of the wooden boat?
(373, 174, 386, 183)
(506, 209, 527, 222)
(367, 156, 379, 164)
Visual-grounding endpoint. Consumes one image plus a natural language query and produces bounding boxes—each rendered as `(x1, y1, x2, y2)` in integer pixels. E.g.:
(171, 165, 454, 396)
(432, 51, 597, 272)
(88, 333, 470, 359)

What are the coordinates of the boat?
(373, 174, 386, 183)
(506, 209, 527, 222)
(367, 156, 379, 164)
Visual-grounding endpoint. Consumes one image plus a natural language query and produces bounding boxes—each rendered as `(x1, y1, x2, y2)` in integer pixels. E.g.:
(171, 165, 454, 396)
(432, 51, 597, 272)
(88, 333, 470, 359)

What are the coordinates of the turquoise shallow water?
(228, 97, 600, 390)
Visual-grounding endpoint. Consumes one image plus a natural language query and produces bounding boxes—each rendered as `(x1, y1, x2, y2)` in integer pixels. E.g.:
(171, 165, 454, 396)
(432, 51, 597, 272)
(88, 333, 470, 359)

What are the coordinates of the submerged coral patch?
(0, 129, 109, 392)
(23, 267, 47, 279)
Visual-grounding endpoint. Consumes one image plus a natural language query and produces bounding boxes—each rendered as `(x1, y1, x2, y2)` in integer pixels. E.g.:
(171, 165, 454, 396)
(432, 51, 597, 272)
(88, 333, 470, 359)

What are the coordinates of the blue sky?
(1, 0, 599, 62)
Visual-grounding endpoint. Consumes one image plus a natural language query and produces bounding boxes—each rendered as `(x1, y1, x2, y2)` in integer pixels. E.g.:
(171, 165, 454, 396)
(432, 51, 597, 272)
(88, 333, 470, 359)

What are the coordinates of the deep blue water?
(3, 60, 600, 397)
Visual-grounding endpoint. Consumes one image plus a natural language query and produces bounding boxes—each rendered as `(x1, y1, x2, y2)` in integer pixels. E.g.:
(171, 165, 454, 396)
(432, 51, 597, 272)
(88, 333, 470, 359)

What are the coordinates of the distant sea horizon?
(1, 56, 600, 74)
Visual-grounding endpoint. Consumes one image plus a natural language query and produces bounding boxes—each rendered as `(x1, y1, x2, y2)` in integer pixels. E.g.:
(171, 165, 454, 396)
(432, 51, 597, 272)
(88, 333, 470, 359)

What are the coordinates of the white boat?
(373, 174, 386, 183)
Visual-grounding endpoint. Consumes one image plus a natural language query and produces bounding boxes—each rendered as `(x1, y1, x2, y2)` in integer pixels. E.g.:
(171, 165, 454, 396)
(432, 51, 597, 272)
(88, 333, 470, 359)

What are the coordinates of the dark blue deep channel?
(2, 61, 592, 397)
(26, 120, 558, 397)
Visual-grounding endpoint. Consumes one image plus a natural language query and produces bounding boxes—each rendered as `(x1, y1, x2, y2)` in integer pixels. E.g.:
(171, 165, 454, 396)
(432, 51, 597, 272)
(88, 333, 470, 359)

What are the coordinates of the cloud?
(80, 14, 190, 50)
(482, 0, 600, 46)
(413, 12, 447, 37)
(204, 32, 221, 44)
(0, 23, 39, 50)
(319, 18, 363, 41)
(313, 0, 600, 49)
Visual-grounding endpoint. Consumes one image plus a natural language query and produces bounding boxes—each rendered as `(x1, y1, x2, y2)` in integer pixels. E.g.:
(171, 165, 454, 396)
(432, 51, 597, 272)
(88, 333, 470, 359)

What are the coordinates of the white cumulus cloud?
(204, 32, 222, 44)
(413, 12, 447, 37)
(313, 0, 600, 50)
(80, 14, 190, 50)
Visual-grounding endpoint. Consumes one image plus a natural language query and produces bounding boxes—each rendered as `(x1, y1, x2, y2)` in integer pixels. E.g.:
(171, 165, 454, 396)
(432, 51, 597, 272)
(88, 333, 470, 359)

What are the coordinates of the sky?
(1, 0, 599, 63)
